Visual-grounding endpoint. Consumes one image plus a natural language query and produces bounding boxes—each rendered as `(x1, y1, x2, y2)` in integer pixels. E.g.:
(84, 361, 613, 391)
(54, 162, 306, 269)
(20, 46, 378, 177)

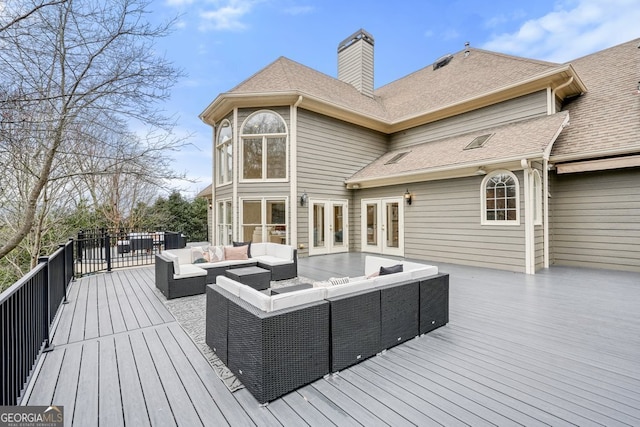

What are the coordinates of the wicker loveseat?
(206, 255, 449, 403)
(155, 243, 297, 299)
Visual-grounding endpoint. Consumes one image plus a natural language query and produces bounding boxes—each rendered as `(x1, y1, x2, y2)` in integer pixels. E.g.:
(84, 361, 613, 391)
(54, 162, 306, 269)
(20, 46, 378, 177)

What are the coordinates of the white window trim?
(533, 169, 543, 226)
(240, 110, 289, 183)
(216, 199, 233, 246)
(239, 197, 289, 244)
(481, 170, 521, 226)
(216, 119, 233, 187)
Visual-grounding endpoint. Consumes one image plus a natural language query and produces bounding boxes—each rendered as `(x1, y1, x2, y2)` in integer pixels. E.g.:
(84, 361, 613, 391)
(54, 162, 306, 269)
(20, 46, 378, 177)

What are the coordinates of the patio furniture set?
(205, 254, 449, 404)
(154, 242, 297, 299)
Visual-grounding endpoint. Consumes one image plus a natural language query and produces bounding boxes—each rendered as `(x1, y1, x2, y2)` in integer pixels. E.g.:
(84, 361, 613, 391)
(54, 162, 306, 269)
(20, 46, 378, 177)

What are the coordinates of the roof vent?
(385, 151, 410, 165)
(464, 134, 493, 150)
(433, 53, 453, 70)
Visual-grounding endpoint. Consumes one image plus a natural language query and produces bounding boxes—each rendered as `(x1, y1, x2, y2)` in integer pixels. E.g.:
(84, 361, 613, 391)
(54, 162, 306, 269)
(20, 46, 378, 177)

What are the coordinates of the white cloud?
(482, 0, 640, 62)
(198, 0, 257, 31)
(164, 0, 196, 6)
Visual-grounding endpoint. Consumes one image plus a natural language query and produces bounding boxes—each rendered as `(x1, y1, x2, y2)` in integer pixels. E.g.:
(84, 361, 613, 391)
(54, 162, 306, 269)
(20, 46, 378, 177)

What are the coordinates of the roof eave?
(346, 152, 547, 189)
(388, 65, 586, 133)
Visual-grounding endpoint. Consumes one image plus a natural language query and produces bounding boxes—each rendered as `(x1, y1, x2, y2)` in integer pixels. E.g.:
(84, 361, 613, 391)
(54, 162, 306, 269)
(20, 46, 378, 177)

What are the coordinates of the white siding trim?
(543, 159, 550, 268)
(232, 108, 239, 241)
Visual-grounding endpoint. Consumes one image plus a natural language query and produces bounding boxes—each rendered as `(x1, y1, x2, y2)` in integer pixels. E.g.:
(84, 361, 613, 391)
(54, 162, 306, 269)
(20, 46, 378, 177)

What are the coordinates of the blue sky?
(149, 0, 640, 197)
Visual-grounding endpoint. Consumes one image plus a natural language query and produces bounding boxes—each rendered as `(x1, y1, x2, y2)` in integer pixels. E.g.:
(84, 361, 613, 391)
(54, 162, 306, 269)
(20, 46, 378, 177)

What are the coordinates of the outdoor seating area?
(154, 242, 298, 299)
(17, 253, 640, 426)
(205, 255, 449, 403)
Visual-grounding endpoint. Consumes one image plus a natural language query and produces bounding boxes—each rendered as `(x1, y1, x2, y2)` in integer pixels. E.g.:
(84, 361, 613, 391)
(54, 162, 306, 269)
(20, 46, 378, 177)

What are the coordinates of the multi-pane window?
(241, 198, 287, 244)
(216, 200, 232, 245)
(241, 111, 287, 181)
(483, 171, 519, 224)
(216, 120, 232, 185)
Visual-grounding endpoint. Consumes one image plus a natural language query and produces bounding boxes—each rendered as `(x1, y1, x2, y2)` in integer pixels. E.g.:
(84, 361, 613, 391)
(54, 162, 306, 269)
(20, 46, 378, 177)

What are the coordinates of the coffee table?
(270, 283, 313, 295)
(225, 266, 271, 291)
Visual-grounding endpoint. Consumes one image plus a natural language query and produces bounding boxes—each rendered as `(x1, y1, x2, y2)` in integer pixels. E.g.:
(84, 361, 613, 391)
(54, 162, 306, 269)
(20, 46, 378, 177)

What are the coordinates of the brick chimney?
(337, 29, 374, 97)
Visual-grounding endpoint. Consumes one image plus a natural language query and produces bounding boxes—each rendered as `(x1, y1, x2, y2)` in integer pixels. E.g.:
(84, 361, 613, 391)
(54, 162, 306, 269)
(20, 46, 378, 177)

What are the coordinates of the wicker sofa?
(206, 255, 449, 403)
(155, 243, 297, 299)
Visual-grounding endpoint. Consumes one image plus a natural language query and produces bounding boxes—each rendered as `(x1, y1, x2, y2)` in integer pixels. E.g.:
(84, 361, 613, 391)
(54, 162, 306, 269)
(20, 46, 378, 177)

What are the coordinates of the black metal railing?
(75, 229, 186, 277)
(0, 240, 73, 406)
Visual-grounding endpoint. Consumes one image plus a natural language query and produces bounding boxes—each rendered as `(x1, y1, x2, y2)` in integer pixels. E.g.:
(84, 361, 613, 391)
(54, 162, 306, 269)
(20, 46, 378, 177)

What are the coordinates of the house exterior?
(199, 29, 640, 274)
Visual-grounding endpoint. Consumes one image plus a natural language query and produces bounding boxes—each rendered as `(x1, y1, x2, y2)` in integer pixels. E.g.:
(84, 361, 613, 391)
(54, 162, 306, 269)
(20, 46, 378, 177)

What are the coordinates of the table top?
(226, 266, 270, 276)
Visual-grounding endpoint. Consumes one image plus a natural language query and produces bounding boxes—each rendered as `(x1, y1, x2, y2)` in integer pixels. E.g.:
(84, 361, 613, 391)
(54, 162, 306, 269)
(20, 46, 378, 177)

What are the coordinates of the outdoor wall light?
(404, 189, 412, 205)
(300, 191, 308, 207)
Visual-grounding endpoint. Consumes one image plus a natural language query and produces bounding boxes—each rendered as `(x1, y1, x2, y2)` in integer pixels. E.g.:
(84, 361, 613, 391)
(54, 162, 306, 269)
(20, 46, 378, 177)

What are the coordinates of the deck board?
(23, 255, 640, 426)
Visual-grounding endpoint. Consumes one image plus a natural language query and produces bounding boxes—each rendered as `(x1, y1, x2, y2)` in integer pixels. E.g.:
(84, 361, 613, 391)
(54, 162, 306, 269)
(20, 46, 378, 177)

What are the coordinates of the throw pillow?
(233, 241, 252, 258)
(209, 245, 225, 262)
(379, 264, 403, 276)
(224, 245, 249, 260)
(190, 246, 205, 263)
(193, 257, 207, 264)
(328, 277, 350, 286)
(366, 271, 380, 279)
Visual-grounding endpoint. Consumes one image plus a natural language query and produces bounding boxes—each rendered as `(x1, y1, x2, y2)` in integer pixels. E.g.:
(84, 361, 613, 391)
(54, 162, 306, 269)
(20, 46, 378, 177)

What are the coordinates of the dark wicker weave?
(155, 255, 206, 299)
(419, 273, 450, 334)
(258, 249, 298, 281)
(327, 289, 381, 372)
(379, 280, 419, 350)
(225, 266, 271, 291)
(205, 285, 231, 364)
(202, 262, 257, 284)
(226, 295, 330, 404)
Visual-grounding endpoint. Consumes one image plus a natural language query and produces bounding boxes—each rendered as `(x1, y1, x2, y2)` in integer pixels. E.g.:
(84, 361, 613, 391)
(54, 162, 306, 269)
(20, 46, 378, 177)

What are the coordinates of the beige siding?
(550, 168, 640, 272)
(297, 109, 387, 255)
(389, 91, 548, 150)
(338, 38, 374, 97)
(353, 174, 527, 272)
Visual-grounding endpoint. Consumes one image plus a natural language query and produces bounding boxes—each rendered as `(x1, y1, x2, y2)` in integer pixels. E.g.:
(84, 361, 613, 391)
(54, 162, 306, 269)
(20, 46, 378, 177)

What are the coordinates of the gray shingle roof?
(551, 38, 640, 160)
(347, 112, 569, 185)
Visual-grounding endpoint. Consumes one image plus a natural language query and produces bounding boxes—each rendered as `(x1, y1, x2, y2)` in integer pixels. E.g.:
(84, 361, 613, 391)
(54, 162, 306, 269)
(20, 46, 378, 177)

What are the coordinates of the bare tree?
(0, 0, 186, 260)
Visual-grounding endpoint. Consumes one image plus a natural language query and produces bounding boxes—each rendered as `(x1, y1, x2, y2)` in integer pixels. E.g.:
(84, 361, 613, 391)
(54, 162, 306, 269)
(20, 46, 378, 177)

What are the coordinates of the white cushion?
(174, 264, 206, 279)
(270, 288, 326, 311)
(410, 265, 439, 280)
(238, 285, 271, 312)
(325, 279, 375, 298)
(165, 248, 191, 265)
(364, 255, 402, 276)
(270, 244, 293, 260)
(163, 252, 181, 275)
(214, 276, 242, 297)
(250, 242, 267, 257)
(373, 271, 412, 287)
(253, 255, 292, 266)
(195, 259, 255, 269)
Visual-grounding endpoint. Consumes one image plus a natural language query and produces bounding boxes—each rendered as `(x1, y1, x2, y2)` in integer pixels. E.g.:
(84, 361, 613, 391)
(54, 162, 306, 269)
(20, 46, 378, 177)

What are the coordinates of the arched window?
(216, 120, 232, 185)
(533, 169, 542, 225)
(241, 110, 287, 181)
(481, 171, 520, 224)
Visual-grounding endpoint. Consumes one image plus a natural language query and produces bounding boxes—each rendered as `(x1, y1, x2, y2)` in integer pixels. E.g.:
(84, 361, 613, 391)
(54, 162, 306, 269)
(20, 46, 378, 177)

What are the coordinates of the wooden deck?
(24, 254, 640, 426)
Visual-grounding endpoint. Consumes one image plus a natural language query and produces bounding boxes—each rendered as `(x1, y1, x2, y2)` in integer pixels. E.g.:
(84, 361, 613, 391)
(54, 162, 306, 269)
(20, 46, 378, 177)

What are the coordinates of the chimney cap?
(338, 28, 374, 53)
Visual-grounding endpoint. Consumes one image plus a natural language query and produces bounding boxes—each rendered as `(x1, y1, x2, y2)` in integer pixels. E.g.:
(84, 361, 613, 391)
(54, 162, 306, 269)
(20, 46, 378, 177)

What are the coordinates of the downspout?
(549, 77, 574, 114)
(211, 121, 217, 244)
(290, 96, 303, 249)
(232, 108, 239, 241)
(521, 158, 534, 274)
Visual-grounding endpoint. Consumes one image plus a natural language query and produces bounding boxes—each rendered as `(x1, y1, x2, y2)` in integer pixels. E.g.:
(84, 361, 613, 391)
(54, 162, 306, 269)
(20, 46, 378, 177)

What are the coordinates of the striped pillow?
(328, 277, 350, 286)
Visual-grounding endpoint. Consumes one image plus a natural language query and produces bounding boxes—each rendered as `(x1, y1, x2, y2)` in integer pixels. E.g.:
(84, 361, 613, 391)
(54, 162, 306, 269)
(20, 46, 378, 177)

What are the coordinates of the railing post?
(37, 256, 54, 353)
(105, 232, 112, 272)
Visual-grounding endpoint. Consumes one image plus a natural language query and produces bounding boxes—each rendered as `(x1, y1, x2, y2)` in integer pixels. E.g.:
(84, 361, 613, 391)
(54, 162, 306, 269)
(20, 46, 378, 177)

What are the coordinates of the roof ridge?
(564, 37, 640, 64)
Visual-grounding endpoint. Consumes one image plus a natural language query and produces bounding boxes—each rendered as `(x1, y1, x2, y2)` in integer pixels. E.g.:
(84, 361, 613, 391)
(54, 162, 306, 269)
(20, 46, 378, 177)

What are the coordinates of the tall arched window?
(216, 120, 232, 185)
(241, 110, 287, 181)
(481, 171, 520, 225)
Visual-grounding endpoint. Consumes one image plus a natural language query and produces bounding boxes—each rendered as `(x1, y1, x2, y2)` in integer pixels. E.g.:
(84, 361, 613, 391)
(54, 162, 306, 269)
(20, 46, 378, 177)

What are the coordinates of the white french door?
(361, 198, 404, 257)
(309, 199, 349, 255)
